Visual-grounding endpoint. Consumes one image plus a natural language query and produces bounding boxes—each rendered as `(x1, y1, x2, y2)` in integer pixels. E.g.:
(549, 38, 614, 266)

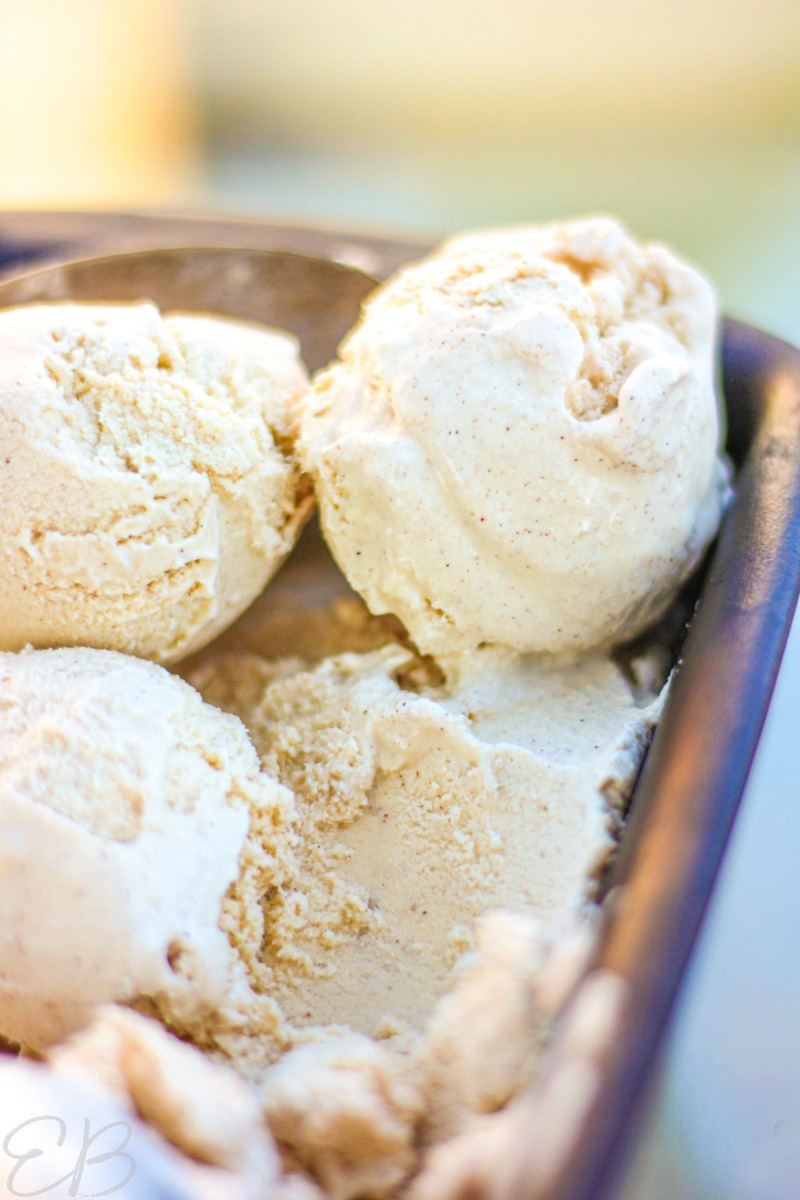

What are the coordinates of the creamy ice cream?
(261, 1034, 424, 1200)
(255, 910, 596, 1199)
(49, 1006, 281, 1188)
(189, 633, 665, 1042)
(0, 623, 663, 1132)
(0, 1006, 323, 1200)
(0, 646, 294, 1054)
(0, 632, 647, 1198)
(0, 220, 727, 1200)
(419, 910, 561, 1143)
(300, 216, 729, 656)
(173, 538, 666, 1195)
(0, 1058, 270, 1200)
(0, 302, 312, 664)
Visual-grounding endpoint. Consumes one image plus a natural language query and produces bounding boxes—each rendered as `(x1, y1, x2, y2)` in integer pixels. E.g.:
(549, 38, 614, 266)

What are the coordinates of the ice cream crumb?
(261, 1034, 424, 1200)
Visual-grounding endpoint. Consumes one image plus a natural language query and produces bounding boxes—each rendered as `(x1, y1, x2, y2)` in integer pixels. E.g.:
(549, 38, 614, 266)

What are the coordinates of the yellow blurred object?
(194, 0, 800, 142)
(0, 0, 199, 207)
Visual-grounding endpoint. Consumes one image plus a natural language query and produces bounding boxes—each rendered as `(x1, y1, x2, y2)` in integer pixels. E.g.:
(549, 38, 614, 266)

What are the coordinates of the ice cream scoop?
(0, 646, 294, 1053)
(300, 217, 731, 656)
(0, 246, 379, 665)
(0, 301, 312, 663)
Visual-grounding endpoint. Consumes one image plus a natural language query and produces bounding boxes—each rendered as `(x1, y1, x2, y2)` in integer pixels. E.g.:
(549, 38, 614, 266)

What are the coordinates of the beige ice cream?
(0, 630, 643, 1198)
(0, 220, 723, 1200)
(0, 1059, 271, 1200)
(1, 631, 610, 1062)
(49, 1006, 282, 1190)
(0, 1006, 323, 1200)
(261, 1033, 424, 1200)
(0, 302, 312, 664)
(255, 910, 595, 1199)
(0, 645, 294, 1054)
(189, 633, 665, 1042)
(179, 569, 666, 1195)
(419, 910, 567, 1144)
(300, 216, 729, 656)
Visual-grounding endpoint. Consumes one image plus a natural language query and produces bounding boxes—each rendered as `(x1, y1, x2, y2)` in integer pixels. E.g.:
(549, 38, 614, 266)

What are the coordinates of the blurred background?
(2, 2, 800, 1196)
(1, 0, 800, 344)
